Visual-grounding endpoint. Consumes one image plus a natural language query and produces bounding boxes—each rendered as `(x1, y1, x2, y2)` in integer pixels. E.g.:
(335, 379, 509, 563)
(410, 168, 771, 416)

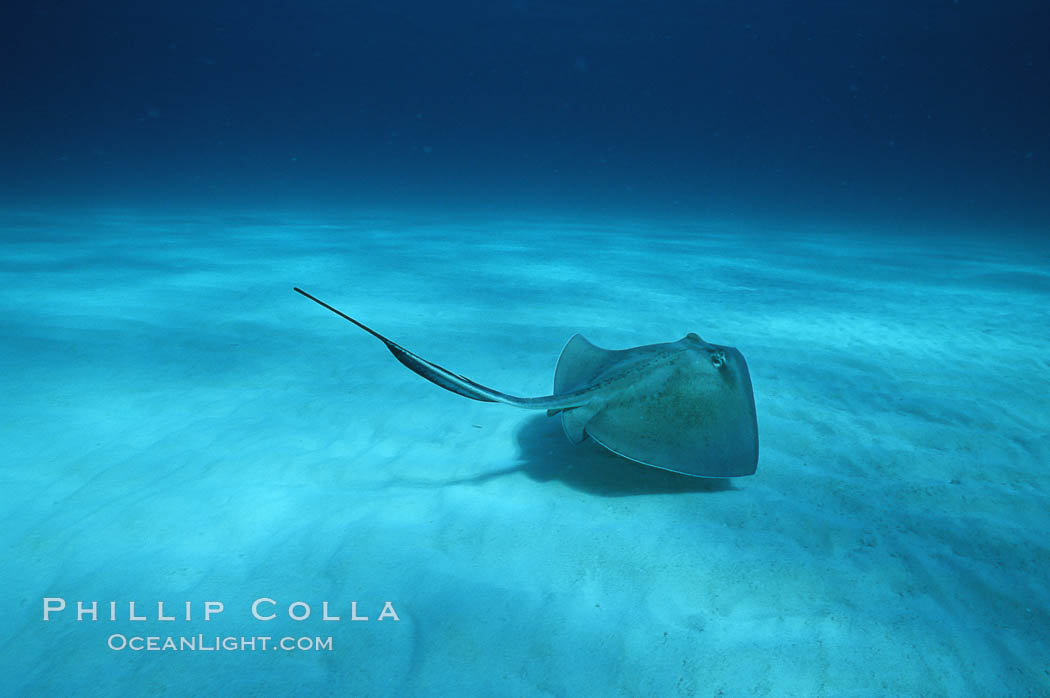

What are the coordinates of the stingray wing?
(555, 334, 759, 478)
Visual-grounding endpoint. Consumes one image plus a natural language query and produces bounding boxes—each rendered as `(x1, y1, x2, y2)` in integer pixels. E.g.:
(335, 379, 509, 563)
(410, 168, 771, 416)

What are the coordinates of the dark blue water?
(3, 1, 1048, 231)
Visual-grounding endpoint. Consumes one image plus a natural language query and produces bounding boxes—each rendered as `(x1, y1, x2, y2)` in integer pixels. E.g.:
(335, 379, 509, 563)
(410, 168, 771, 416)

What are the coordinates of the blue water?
(2, 2, 1049, 696)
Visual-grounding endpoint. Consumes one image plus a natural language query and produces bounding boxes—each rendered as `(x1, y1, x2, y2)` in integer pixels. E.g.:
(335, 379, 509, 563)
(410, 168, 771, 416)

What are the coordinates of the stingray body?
(295, 288, 758, 478)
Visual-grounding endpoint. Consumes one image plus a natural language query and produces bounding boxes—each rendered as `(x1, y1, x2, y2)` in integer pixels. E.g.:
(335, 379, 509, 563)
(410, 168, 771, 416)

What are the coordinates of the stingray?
(295, 288, 758, 477)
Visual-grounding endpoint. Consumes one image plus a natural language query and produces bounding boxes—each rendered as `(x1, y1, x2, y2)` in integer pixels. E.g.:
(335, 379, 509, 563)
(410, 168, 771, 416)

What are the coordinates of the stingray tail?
(295, 288, 592, 411)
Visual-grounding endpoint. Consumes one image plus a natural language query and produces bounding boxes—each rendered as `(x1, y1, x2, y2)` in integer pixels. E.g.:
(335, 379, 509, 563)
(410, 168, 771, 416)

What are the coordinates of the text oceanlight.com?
(107, 634, 333, 652)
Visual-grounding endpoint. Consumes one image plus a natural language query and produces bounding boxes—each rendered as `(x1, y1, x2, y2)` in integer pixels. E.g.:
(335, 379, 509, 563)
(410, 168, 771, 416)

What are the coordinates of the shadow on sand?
(513, 414, 736, 497)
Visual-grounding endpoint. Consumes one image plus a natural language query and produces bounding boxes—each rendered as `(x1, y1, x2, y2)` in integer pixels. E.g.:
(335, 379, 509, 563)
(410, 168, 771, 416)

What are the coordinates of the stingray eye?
(710, 350, 726, 368)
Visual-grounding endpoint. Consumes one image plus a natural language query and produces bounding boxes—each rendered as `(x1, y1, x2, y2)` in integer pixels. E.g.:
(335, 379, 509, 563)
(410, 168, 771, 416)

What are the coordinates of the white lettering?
(252, 598, 276, 621)
(77, 601, 97, 621)
(204, 601, 224, 621)
(42, 597, 65, 621)
(288, 602, 310, 621)
(378, 602, 400, 621)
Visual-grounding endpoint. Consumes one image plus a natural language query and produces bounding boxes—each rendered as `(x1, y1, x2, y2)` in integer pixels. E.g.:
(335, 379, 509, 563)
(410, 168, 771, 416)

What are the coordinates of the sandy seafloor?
(1, 209, 1048, 696)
